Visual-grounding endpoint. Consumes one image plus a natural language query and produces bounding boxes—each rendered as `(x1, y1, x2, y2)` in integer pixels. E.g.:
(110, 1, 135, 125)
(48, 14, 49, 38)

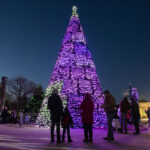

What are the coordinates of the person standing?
(61, 106, 73, 143)
(145, 107, 150, 127)
(112, 108, 121, 132)
(11, 109, 17, 124)
(25, 112, 29, 124)
(79, 93, 94, 143)
(131, 98, 140, 134)
(102, 90, 116, 141)
(2, 106, 9, 123)
(48, 89, 63, 143)
(120, 97, 131, 134)
(19, 110, 24, 128)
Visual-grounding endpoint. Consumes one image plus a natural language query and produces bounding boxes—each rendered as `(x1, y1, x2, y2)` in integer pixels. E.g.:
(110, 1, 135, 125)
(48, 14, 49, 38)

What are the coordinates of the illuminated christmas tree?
(36, 6, 107, 128)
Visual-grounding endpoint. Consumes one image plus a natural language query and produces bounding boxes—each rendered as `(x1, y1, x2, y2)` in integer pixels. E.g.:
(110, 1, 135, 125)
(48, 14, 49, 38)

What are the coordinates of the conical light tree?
(36, 6, 107, 128)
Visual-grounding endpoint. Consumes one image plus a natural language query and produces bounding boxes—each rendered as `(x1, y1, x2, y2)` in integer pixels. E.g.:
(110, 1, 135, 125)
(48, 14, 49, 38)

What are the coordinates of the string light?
(36, 6, 107, 128)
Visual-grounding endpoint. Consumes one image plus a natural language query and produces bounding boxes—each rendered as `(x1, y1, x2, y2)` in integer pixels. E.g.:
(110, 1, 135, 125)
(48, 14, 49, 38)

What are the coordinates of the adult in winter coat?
(47, 89, 63, 143)
(79, 93, 94, 143)
(131, 98, 140, 134)
(120, 97, 131, 134)
(101, 90, 116, 141)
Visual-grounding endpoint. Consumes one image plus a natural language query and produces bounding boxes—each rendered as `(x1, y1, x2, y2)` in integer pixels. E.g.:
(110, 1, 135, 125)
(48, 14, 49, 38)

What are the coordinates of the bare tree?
(6, 76, 37, 111)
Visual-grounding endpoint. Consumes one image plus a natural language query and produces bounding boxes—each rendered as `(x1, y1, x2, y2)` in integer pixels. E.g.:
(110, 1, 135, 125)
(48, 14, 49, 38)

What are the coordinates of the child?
(62, 107, 73, 142)
(112, 113, 121, 132)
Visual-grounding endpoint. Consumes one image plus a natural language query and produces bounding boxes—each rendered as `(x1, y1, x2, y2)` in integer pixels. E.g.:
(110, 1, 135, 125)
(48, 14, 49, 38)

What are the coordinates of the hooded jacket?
(79, 93, 94, 124)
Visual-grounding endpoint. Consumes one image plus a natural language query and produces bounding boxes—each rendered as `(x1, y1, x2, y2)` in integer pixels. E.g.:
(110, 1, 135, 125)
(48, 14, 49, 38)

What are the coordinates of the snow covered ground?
(0, 124, 149, 150)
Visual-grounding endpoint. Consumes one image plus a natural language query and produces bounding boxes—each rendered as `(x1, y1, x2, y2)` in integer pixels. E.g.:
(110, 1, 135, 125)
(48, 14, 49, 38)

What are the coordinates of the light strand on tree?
(36, 6, 107, 128)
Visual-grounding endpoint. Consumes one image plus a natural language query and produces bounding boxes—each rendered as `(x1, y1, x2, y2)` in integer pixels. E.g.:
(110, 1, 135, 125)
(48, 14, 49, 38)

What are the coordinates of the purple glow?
(37, 8, 107, 128)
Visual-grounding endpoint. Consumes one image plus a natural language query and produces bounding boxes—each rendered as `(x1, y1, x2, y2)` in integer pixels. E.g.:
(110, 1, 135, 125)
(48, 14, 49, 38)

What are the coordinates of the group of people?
(1, 107, 17, 123)
(103, 91, 141, 142)
(0, 107, 30, 126)
(48, 89, 142, 143)
(47, 89, 94, 143)
(119, 96, 140, 134)
(47, 89, 72, 143)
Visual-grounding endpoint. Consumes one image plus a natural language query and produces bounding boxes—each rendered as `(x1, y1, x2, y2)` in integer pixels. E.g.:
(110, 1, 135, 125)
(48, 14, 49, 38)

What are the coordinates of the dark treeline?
(0, 76, 44, 123)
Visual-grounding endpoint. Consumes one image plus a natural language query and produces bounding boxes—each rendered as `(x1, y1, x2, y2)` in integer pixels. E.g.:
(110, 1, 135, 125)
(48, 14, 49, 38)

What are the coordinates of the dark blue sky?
(0, 0, 150, 103)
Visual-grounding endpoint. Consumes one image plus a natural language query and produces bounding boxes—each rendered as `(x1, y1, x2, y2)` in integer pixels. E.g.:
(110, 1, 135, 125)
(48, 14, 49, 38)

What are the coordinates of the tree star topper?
(72, 5, 78, 17)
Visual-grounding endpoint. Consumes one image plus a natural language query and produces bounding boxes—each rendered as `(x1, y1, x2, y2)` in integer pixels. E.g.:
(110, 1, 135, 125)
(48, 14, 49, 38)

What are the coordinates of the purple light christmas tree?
(36, 6, 107, 128)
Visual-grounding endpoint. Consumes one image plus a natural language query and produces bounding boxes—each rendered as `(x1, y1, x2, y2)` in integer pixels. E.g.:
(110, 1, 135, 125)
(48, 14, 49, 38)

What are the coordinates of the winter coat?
(131, 101, 140, 119)
(79, 94, 94, 125)
(62, 111, 73, 127)
(104, 94, 116, 113)
(47, 93, 63, 122)
(120, 99, 131, 113)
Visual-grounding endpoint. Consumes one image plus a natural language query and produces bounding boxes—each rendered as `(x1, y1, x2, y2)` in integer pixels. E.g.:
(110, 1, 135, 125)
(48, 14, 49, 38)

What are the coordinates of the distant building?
(139, 100, 150, 122)
(128, 84, 139, 102)
(131, 88, 139, 102)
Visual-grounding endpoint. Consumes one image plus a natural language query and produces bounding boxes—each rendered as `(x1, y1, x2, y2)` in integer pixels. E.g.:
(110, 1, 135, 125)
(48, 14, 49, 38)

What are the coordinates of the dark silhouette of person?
(47, 89, 63, 143)
(61, 106, 73, 142)
(11, 109, 17, 124)
(145, 107, 150, 127)
(79, 93, 94, 143)
(2, 106, 9, 123)
(131, 98, 140, 134)
(120, 97, 131, 134)
(102, 90, 116, 141)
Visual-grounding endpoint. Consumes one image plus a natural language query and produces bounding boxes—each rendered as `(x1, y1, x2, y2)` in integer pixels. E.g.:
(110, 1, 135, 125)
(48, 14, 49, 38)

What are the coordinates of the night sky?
(0, 0, 150, 103)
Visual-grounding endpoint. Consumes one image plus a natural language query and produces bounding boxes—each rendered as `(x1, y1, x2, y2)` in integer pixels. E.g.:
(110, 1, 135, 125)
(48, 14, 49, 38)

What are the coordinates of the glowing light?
(36, 6, 107, 128)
